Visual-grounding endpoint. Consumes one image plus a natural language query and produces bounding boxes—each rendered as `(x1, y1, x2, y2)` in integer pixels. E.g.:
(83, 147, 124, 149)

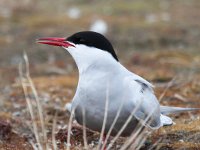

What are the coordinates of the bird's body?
(69, 46, 160, 136)
(37, 31, 199, 137)
(72, 64, 159, 136)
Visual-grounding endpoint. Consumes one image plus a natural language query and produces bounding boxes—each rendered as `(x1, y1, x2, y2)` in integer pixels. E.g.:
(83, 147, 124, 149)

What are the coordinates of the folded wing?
(125, 75, 161, 129)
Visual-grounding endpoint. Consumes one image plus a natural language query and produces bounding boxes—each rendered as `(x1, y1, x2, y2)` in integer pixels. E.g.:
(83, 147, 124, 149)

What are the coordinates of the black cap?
(67, 31, 118, 61)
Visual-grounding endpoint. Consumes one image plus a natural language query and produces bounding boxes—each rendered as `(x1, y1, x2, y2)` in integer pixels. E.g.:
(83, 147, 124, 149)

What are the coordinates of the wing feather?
(124, 75, 161, 129)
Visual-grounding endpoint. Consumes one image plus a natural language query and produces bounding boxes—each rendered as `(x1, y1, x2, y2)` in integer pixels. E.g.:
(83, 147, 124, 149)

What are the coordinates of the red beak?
(36, 37, 75, 48)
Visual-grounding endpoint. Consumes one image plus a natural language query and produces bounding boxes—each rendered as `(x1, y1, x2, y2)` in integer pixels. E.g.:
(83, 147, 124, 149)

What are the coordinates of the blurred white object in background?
(90, 19, 108, 35)
(145, 12, 170, 24)
(67, 7, 81, 19)
(0, 7, 12, 18)
(145, 13, 157, 24)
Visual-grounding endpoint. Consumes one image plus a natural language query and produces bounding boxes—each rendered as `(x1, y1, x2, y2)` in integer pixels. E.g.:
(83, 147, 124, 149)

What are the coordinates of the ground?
(0, 0, 200, 149)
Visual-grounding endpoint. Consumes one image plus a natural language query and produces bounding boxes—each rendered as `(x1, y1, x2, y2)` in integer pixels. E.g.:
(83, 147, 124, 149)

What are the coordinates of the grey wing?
(125, 76, 162, 129)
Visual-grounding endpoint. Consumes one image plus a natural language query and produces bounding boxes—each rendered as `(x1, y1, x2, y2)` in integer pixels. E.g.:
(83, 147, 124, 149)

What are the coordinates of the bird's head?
(37, 31, 119, 72)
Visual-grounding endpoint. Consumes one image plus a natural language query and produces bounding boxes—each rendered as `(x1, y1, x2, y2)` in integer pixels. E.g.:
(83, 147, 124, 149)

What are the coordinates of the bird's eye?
(73, 36, 92, 45)
(75, 37, 86, 43)
(79, 38, 86, 43)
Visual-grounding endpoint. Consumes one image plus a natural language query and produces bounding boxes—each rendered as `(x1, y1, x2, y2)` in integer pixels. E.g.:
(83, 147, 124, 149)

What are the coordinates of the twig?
(52, 111, 58, 150)
(107, 100, 143, 150)
(120, 108, 153, 150)
(82, 108, 88, 150)
(97, 82, 110, 150)
(19, 62, 42, 150)
(158, 76, 177, 102)
(67, 108, 75, 150)
(101, 95, 125, 150)
(23, 53, 48, 149)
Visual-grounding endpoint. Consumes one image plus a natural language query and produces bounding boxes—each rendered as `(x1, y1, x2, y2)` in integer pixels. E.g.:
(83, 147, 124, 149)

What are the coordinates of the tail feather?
(160, 106, 200, 115)
(160, 114, 173, 126)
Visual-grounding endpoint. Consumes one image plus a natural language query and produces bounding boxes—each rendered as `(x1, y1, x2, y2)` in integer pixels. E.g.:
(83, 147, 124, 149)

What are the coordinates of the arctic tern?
(37, 31, 198, 136)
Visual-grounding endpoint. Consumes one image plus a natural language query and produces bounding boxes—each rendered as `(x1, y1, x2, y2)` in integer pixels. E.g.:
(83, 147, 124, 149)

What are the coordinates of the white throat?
(64, 44, 119, 74)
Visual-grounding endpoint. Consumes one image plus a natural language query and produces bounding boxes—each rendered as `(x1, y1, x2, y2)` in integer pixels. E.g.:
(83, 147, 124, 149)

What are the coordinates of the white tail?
(160, 106, 200, 115)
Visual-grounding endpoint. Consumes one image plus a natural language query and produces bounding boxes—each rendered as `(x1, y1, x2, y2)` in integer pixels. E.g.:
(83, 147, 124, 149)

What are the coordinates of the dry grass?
(19, 53, 48, 150)
(0, 0, 199, 149)
(18, 53, 158, 150)
(13, 51, 199, 150)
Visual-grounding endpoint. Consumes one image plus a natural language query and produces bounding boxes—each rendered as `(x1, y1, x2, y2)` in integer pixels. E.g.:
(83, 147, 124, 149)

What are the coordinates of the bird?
(37, 31, 199, 137)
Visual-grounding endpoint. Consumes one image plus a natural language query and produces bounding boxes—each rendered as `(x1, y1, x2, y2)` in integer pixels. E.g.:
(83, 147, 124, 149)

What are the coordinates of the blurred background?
(0, 0, 199, 65)
(0, 0, 200, 149)
(1, 0, 200, 85)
